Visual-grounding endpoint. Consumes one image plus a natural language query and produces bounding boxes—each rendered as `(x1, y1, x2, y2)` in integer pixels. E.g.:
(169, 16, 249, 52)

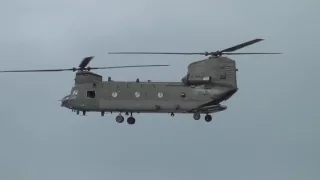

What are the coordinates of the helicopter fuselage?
(61, 81, 237, 114)
(61, 56, 239, 118)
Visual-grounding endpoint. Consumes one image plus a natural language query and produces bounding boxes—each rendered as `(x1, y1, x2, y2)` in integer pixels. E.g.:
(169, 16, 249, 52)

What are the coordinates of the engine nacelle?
(181, 74, 212, 85)
(75, 71, 102, 85)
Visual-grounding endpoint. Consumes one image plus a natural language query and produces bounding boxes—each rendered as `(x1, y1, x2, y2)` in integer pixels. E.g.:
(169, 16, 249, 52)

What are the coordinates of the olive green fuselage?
(61, 56, 238, 115)
(61, 81, 236, 114)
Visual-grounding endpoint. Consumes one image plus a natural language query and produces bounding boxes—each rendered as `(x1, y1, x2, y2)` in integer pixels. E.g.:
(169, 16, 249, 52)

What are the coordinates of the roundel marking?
(157, 92, 163, 98)
(112, 92, 118, 97)
(135, 92, 140, 98)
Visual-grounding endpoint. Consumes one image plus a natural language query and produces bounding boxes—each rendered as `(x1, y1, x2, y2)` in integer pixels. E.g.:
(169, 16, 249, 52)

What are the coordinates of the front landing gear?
(205, 114, 212, 122)
(116, 113, 136, 125)
(115, 114, 124, 123)
(127, 116, 135, 125)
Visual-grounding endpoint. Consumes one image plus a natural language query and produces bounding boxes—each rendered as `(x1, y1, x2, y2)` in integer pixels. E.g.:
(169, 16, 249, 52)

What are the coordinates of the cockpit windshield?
(61, 95, 69, 101)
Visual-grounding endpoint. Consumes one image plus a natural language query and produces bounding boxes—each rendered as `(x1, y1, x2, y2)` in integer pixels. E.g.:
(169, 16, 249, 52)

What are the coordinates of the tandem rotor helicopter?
(0, 38, 280, 125)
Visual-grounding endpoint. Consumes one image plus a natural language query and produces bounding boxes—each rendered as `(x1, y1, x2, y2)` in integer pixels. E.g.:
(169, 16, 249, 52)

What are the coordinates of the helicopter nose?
(60, 95, 70, 107)
(60, 99, 67, 107)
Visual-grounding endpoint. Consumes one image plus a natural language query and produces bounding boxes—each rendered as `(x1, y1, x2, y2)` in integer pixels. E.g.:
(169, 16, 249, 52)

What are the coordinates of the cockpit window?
(71, 88, 78, 96)
(87, 91, 96, 98)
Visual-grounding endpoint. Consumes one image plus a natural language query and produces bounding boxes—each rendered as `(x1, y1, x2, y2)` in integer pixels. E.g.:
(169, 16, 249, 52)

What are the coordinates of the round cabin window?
(112, 92, 118, 97)
(157, 92, 163, 98)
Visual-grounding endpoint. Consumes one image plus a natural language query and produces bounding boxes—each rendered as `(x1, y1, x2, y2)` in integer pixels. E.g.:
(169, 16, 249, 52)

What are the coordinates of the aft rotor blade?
(108, 52, 203, 55)
(222, 52, 282, 55)
(108, 39, 280, 56)
(90, 64, 170, 70)
(0, 68, 74, 73)
(220, 39, 264, 52)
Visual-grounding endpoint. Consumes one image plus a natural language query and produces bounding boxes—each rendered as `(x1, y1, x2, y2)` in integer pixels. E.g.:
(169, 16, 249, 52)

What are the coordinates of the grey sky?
(0, 0, 319, 179)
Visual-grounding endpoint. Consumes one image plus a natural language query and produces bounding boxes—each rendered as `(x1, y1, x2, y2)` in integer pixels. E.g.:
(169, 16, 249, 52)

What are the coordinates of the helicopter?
(0, 38, 280, 125)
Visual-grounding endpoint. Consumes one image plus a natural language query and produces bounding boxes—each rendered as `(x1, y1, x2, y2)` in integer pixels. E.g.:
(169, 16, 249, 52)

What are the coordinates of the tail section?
(182, 56, 238, 89)
(212, 56, 237, 89)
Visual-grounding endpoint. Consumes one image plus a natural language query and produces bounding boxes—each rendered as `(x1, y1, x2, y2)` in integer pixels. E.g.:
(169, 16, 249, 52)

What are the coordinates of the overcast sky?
(0, 0, 319, 180)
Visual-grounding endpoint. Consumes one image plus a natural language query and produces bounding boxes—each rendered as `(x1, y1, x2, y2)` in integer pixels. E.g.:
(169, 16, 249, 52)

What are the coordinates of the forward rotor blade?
(79, 56, 94, 68)
(0, 64, 169, 73)
(90, 64, 170, 70)
(220, 38, 264, 52)
(0, 68, 74, 73)
(108, 52, 203, 55)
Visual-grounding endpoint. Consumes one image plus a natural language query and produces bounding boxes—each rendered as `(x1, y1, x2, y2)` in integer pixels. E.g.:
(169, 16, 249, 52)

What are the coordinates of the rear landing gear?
(193, 113, 212, 122)
(205, 114, 212, 122)
(193, 113, 201, 120)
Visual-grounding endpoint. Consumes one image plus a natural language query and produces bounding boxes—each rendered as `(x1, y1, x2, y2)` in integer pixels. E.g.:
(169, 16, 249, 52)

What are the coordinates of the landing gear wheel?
(127, 117, 135, 125)
(115, 115, 124, 123)
(205, 114, 212, 122)
(193, 113, 201, 120)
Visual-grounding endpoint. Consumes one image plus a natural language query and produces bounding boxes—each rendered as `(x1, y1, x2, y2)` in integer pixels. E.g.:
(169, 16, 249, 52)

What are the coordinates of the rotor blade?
(108, 39, 273, 56)
(222, 52, 282, 55)
(90, 64, 170, 70)
(0, 68, 75, 73)
(79, 56, 94, 68)
(108, 52, 204, 55)
(0, 64, 169, 73)
(220, 39, 264, 52)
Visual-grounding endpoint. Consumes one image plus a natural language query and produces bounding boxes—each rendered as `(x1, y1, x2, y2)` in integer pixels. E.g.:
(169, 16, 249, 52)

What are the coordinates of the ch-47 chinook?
(0, 39, 280, 125)
(105, 38, 280, 124)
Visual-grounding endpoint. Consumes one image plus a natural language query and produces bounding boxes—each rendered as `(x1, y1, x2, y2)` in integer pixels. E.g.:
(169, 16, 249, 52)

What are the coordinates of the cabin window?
(87, 91, 96, 98)
(112, 92, 118, 97)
